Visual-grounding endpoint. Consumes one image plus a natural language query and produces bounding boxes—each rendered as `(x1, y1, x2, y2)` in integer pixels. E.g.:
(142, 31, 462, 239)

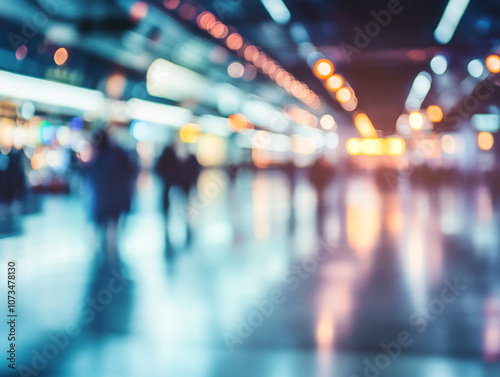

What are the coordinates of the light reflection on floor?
(1, 169, 500, 376)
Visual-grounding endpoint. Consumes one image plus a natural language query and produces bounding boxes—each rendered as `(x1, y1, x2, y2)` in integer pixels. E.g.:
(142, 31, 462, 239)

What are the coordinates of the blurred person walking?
(0, 147, 26, 236)
(155, 142, 200, 255)
(86, 129, 138, 268)
(177, 145, 201, 245)
(308, 155, 335, 236)
(155, 144, 178, 256)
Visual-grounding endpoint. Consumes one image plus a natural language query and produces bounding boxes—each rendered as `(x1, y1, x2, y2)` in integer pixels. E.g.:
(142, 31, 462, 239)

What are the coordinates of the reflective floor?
(2, 169, 500, 377)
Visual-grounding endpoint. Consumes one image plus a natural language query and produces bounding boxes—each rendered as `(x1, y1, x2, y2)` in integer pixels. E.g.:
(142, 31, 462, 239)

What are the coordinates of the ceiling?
(1, 0, 500, 134)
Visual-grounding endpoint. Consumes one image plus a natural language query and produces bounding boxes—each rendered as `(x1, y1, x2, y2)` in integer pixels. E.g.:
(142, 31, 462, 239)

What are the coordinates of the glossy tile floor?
(2, 169, 500, 377)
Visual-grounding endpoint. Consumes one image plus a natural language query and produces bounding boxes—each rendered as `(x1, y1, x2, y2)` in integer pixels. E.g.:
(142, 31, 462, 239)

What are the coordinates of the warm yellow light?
(386, 138, 406, 156)
(409, 111, 424, 130)
(336, 87, 352, 103)
(363, 138, 385, 155)
(326, 74, 344, 91)
(354, 113, 377, 138)
(486, 55, 500, 74)
(179, 123, 202, 143)
(346, 138, 362, 155)
(478, 132, 494, 151)
(313, 59, 334, 79)
(196, 135, 226, 167)
(54, 48, 68, 66)
(427, 105, 443, 123)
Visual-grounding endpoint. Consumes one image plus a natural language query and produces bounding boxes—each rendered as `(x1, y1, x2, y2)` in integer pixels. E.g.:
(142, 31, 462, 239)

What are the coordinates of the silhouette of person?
(284, 159, 296, 232)
(86, 129, 138, 268)
(155, 143, 200, 254)
(308, 155, 335, 236)
(155, 144, 179, 256)
(177, 150, 201, 245)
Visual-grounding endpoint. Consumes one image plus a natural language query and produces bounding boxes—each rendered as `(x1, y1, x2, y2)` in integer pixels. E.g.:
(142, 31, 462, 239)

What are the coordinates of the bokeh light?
(228, 114, 253, 132)
(163, 0, 180, 10)
(320, 114, 336, 130)
(227, 62, 245, 79)
(326, 74, 344, 91)
(409, 111, 424, 130)
(130, 1, 148, 21)
(478, 131, 494, 150)
(346, 138, 361, 155)
(54, 48, 68, 66)
(179, 3, 196, 20)
(16, 45, 27, 61)
(486, 55, 500, 74)
(226, 33, 243, 50)
(336, 87, 352, 103)
(427, 105, 443, 123)
(179, 123, 202, 143)
(430, 54, 447, 75)
(313, 59, 334, 79)
(468, 59, 484, 78)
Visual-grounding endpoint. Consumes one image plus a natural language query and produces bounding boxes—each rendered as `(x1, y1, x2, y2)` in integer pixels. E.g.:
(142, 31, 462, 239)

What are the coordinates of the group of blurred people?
(85, 129, 200, 267)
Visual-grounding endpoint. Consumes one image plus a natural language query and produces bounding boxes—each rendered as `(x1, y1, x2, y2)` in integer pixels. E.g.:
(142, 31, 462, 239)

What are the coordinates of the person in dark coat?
(155, 145, 178, 215)
(86, 130, 138, 267)
(308, 155, 335, 235)
(178, 152, 201, 245)
(155, 143, 201, 254)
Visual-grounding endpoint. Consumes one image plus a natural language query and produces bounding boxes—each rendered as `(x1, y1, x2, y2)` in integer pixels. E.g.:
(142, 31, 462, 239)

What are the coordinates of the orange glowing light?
(262, 60, 274, 74)
(275, 70, 286, 86)
(210, 22, 228, 39)
(130, 1, 148, 21)
(163, 0, 179, 10)
(244, 45, 258, 62)
(225, 33, 243, 50)
(197, 11, 216, 30)
(336, 87, 352, 103)
(228, 114, 253, 132)
(106, 73, 127, 99)
(478, 132, 494, 151)
(54, 47, 68, 65)
(326, 74, 344, 91)
(426, 105, 443, 123)
(354, 113, 377, 138)
(486, 55, 500, 74)
(313, 59, 334, 79)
